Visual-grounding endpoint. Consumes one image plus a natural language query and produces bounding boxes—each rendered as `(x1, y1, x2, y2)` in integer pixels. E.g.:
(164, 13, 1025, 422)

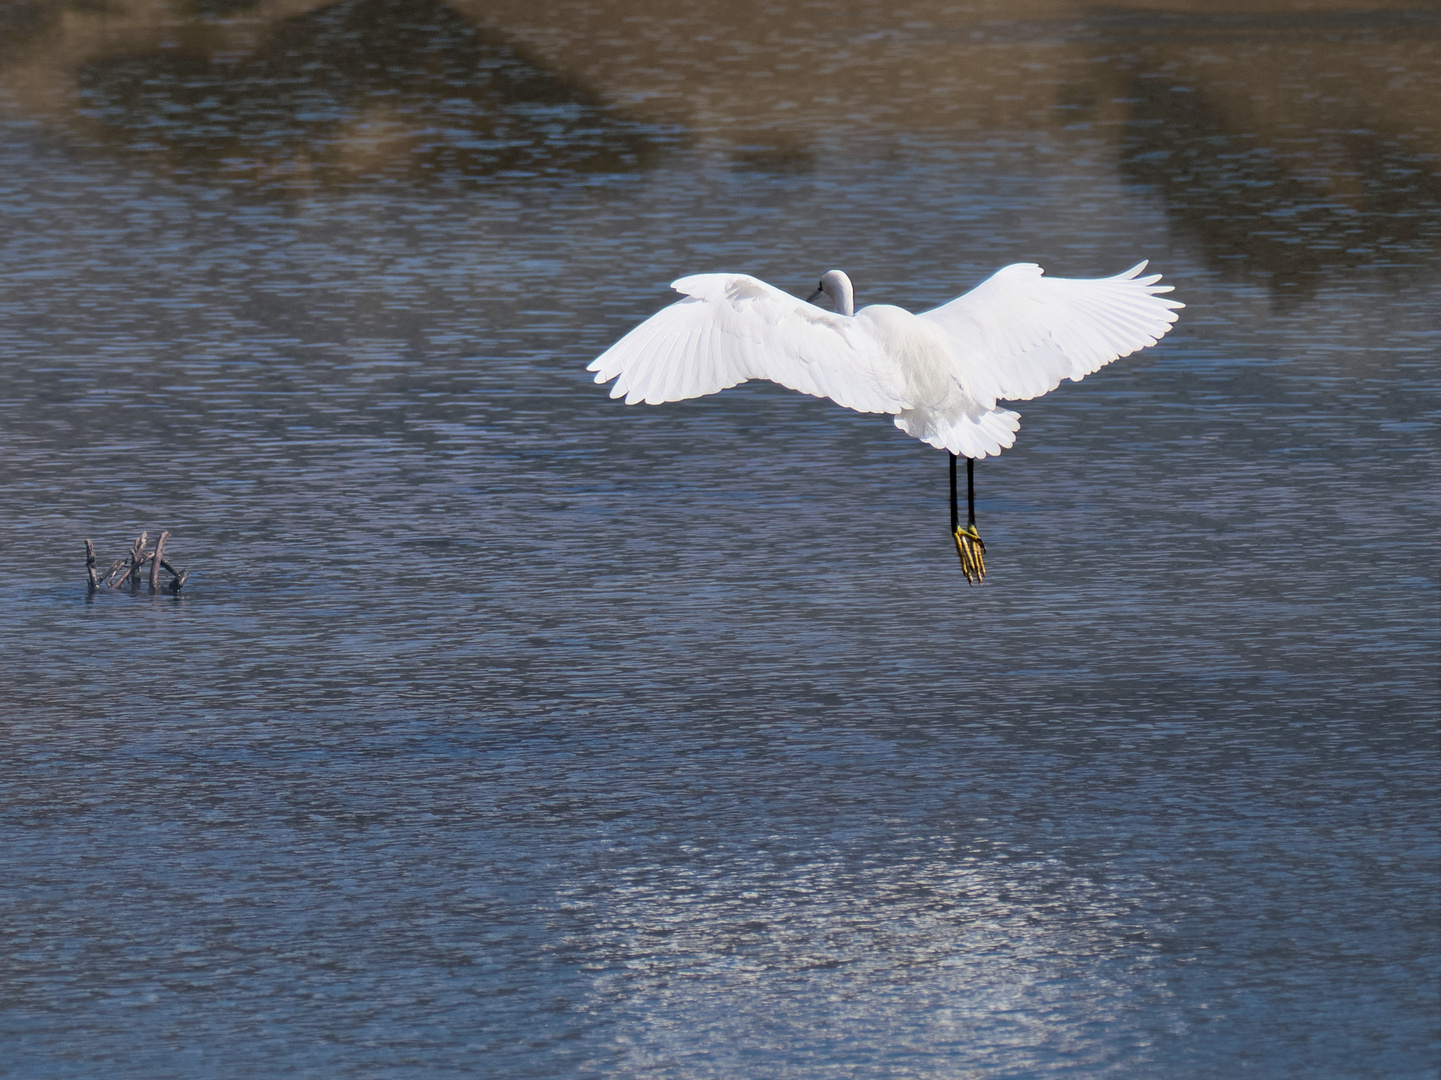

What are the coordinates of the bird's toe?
(953, 525, 987, 585)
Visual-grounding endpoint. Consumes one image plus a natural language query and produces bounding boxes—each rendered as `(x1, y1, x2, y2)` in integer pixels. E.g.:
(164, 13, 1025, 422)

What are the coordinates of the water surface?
(0, 2, 1437, 1077)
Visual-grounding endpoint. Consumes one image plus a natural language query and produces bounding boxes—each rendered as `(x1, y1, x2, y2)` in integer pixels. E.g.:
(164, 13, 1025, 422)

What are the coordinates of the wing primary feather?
(624, 324, 669, 404)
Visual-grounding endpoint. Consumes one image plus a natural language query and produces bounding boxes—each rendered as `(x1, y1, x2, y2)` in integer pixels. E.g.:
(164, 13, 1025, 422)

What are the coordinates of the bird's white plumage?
(588, 273, 907, 414)
(587, 262, 1182, 458)
(917, 262, 1181, 406)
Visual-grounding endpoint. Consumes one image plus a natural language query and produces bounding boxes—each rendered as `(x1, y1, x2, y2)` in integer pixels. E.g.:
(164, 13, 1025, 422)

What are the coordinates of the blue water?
(0, 3, 1438, 1077)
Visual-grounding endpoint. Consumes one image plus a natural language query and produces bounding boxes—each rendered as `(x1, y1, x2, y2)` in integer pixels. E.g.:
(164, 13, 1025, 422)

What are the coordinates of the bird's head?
(806, 269, 854, 317)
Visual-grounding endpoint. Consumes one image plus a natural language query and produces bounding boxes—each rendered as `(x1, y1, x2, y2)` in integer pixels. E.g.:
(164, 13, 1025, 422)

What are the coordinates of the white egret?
(588, 262, 1182, 582)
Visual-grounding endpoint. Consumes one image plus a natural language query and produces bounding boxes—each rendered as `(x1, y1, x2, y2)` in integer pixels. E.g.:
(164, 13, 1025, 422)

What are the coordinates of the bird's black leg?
(951, 453, 986, 584)
(950, 452, 959, 535)
(968, 456, 977, 531)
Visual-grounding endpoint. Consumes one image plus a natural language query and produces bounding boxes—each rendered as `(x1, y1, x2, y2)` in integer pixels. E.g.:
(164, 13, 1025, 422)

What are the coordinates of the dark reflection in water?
(1120, 68, 1441, 301)
(74, 0, 680, 186)
(0, 3, 54, 62)
(186, 0, 264, 18)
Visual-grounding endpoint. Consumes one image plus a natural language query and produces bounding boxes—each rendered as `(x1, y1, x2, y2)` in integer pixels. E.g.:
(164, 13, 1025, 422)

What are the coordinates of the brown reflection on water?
(1, 0, 680, 186)
(1, 0, 1437, 286)
(473, 0, 1440, 294)
(1094, 11, 1441, 297)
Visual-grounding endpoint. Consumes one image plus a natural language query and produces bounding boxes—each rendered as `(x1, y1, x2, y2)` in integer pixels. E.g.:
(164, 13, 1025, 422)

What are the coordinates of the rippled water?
(1, 2, 1438, 1077)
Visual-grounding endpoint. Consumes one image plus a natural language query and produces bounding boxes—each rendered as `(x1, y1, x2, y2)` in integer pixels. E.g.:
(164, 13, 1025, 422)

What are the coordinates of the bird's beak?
(806, 287, 825, 306)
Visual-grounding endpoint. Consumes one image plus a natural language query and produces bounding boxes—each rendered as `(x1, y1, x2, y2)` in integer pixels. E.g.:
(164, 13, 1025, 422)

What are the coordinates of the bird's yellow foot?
(953, 524, 986, 584)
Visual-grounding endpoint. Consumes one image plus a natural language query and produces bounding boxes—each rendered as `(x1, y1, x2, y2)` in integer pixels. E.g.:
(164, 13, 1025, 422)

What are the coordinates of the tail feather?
(894, 406, 1020, 459)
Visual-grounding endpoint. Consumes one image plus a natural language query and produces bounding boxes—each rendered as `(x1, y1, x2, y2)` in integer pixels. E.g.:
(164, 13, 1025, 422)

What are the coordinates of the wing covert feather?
(918, 262, 1183, 405)
(588, 274, 908, 414)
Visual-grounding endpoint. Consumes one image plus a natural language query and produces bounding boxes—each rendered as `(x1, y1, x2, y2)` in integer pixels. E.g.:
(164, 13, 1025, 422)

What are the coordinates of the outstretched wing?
(918, 262, 1183, 407)
(587, 274, 908, 415)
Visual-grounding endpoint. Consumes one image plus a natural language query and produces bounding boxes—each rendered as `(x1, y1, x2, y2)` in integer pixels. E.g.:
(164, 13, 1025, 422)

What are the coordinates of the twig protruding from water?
(87, 531, 188, 595)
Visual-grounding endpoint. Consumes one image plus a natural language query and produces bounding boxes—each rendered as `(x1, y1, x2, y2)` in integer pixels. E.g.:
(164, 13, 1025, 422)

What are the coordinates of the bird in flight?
(587, 262, 1182, 583)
